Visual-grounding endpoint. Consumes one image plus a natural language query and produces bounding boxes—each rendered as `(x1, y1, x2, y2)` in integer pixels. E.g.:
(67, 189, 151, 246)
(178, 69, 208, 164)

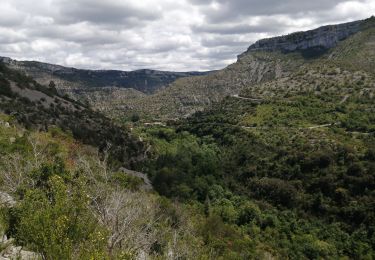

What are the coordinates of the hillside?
(134, 52, 374, 259)
(0, 63, 145, 167)
(126, 18, 374, 258)
(0, 66, 232, 259)
(108, 16, 375, 120)
(127, 62, 374, 258)
(0, 115, 219, 259)
(0, 57, 209, 97)
(1, 16, 375, 259)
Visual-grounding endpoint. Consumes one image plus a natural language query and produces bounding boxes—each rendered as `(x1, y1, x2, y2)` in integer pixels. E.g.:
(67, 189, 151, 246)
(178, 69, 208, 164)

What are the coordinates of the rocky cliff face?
(239, 19, 365, 59)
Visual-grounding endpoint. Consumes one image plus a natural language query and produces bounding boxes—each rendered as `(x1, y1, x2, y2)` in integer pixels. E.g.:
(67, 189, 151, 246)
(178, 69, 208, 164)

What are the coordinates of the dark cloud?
(55, 0, 161, 25)
(191, 16, 289, 35)
(190, 0, 364, 22)
(200, 35, 252, 48)
(26, 24, 126, 45)
(192, 24, 266, 34)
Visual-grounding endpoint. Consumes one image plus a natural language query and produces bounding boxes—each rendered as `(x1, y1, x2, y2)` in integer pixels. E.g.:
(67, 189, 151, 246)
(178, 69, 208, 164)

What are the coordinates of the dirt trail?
(306, 123, 336, 129)
(231, 94, 263, 102)
(241, 122, 340, 130)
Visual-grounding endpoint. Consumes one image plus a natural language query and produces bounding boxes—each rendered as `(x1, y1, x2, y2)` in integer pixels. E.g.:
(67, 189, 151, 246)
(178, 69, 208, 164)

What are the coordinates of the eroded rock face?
(240, 20, 364, 57)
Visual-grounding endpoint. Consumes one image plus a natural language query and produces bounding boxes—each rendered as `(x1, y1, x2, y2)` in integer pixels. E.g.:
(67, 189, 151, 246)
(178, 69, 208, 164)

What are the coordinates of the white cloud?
(0, 0, 373, 71)
(334, 0, 375, 20)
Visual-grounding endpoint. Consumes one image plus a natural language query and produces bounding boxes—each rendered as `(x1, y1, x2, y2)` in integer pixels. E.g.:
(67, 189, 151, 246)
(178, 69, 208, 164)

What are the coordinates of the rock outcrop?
(0, 236, 37, 260)
(0, 192, 16, 207)
(239, 19, 366, 59)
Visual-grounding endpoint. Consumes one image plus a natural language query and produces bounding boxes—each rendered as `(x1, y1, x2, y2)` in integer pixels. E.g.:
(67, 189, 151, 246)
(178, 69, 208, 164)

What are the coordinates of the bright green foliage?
(142, 128, 222, 201)
(10, 166, 107, 259)
(0, 120, 213, 259)
(140, 85, 375, 258)
(110, 172, 144, 191)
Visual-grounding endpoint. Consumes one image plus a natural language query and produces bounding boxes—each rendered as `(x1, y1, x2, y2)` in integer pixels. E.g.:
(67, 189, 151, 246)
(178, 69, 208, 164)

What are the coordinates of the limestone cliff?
(243, 20, 364, 54)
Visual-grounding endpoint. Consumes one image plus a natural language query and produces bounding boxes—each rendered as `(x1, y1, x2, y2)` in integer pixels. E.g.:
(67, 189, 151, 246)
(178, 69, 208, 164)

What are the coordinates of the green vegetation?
(137, 86, 375, 258)
(0, 17, 374, 259)
(4, 66, 373, 258)
(0, 64, 144, 168)
(0, 119, 213, 259)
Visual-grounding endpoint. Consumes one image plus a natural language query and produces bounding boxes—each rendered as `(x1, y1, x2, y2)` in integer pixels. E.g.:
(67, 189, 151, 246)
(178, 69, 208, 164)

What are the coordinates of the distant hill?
(0, 63, 145, 167)
(0, 57, 209, 95)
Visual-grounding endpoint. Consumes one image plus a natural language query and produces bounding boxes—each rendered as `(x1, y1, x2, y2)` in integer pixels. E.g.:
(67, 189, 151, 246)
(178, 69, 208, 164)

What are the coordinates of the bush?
(0, 78, 14, 97)
(250, 178, 299, 208)
(130, 113, 140, 122)
(11, 175, 107, 259)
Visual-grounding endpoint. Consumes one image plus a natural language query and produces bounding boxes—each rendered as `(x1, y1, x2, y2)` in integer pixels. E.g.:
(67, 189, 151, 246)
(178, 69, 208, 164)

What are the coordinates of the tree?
(78, 154, 159, 258)
(48, 81, 58, 95)
(90, 189, 159, 257)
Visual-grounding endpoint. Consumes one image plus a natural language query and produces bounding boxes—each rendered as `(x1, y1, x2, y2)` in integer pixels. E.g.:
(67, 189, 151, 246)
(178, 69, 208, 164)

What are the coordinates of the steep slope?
(0, 57, 209, 95)
(134, 51, 302, 119)
(118, 16, 374, 120)
(165, 81, 375, 258)
(0, 63, 145, 167)
(136, 21, 375, 257)
(328, 17, 375, 74)
(0, 115, 212, 259)
(136, 63, 374, 258)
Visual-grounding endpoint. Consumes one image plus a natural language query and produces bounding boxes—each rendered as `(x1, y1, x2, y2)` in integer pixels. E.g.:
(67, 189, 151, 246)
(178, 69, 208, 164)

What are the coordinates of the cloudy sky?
(0, 0, 374, 71)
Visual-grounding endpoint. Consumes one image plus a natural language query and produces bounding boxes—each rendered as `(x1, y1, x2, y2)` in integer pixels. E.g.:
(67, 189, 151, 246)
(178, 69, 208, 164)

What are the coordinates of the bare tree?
(0, 135, 49, 193)
(77, 153, 160, 258)
(77, 150, 205, 259)
(164, 204, 204, 260)
(0, 153, 37, 193)
(92, 189, 160, 257)
(27, 134, 47, 169)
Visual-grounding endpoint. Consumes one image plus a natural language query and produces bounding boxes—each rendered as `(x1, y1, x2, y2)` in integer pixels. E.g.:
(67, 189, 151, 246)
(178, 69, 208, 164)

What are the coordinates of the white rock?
(0, 192, 16, 207)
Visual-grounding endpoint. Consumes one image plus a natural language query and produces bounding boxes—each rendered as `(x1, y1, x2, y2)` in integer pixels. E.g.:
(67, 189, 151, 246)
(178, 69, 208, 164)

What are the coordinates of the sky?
(0, 0, 374, 71)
